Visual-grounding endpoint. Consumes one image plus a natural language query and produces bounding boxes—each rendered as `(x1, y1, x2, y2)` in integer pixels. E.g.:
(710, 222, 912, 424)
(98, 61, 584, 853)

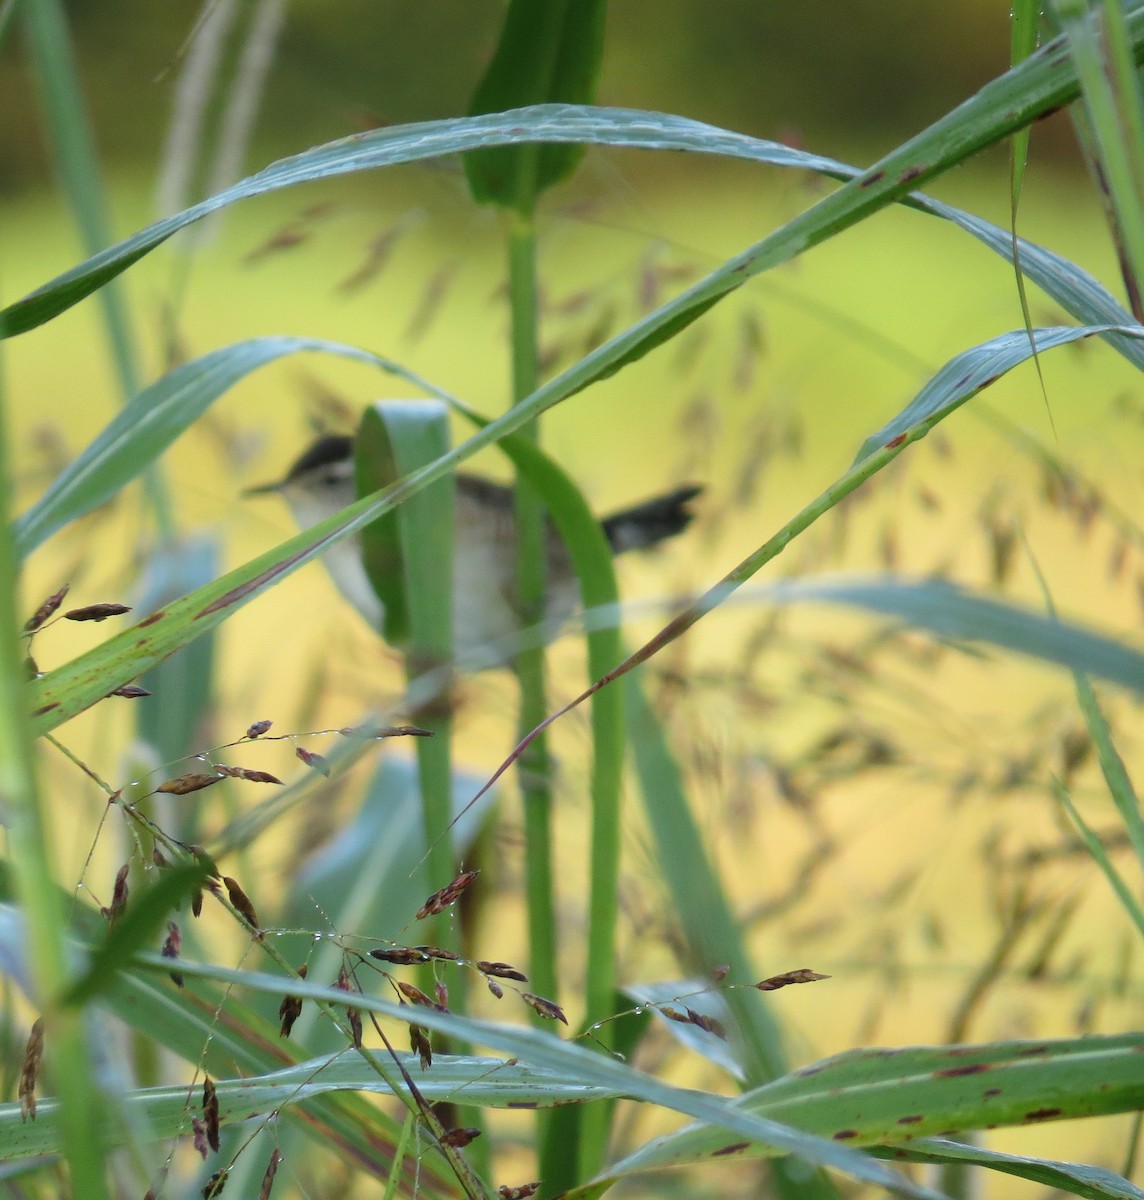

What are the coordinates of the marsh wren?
(247, 434, 702, 663)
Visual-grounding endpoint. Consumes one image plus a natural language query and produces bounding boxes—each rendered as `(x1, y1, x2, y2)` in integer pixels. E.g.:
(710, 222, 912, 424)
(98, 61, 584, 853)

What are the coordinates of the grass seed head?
(24, 584, 69, 632)
(63, 602, 132, 622)
(222, 876, 260, 932)
(18, 1018, 43, 1122)
(258, 1149, 283, 1200)
(416, 869, 479, 920)
(521, 993, 568, 1025)
(202, 1076, 220, 1152)
(410, 1023, 432, 1069)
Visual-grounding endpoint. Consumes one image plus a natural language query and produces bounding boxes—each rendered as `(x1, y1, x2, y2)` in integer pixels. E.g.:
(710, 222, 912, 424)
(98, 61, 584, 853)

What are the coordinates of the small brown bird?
(248, 434, 702, 664)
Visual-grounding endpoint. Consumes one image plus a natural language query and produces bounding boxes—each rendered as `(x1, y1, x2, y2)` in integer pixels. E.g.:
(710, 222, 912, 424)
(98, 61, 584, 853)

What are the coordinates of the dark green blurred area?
(0, 0, 1059, 195)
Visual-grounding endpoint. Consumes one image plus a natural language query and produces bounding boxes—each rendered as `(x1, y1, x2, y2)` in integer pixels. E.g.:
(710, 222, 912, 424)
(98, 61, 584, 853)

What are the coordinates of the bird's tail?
(602, 484, 704, 554)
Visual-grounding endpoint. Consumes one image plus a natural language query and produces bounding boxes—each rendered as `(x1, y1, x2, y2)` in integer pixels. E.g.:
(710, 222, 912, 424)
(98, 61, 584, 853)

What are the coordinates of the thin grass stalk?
(0, 309, 108, 1195)
(1052, 779, 1144, 938)
(507, 214, 560, 1011)
(21, 0, 174, 544)
(1073, 675, 1144, 870)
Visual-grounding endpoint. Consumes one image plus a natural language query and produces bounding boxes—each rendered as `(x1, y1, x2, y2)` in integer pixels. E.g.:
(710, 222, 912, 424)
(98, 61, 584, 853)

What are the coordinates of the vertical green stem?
(506, 213, 566, 1189)
(508, 216, 560, 1007)
(0, 323, 109, 1196)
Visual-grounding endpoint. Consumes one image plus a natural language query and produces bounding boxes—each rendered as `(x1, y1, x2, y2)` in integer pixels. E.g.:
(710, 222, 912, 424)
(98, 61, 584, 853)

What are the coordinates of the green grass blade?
(1052, 779, 1144, 938)
(4, 1, 1141, 357)
(1073, 676, 1144, 868)
(0, 340, 108, 1195)
(465, 0, 606, 210)
(624, 674, 842, 1200)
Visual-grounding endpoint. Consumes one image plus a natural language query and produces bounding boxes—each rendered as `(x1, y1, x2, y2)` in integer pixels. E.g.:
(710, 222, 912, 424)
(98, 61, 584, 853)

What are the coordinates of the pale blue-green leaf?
(854, 325, 1144, 463)
(755, 575, 1144, 694)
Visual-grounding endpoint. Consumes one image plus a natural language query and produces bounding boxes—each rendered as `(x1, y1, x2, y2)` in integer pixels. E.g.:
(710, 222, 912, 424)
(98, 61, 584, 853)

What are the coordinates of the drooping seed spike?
(410, 1023, 432, 1069)
(278, 965, 307, 1038)
(108, 863, 130, 924)
(396, 981, 435, 1008)
(162, 921, 184, 987)
(222, 876, 260, 932)
(258, 1149, 283, 1200)
(440, 1127, 481, 1148)
(214, 764, 283, 785)
(202, 1076, 220, 1152)
(521, 992, 568, 1025)
(202, 1168, 228, 1198)
(476, 960, 528, 982)
(63, 602, 132, 623)
(18, 1018, 43, 1122)
(370, 946, 430, 965)
(191, 1116, 209, 1158)
(296, 746, 331, 776)
(24, 584, 70, 632)
(156, 772, 224, 796)
(415, 869, 480, 920)
(755, 968, 831, 991)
